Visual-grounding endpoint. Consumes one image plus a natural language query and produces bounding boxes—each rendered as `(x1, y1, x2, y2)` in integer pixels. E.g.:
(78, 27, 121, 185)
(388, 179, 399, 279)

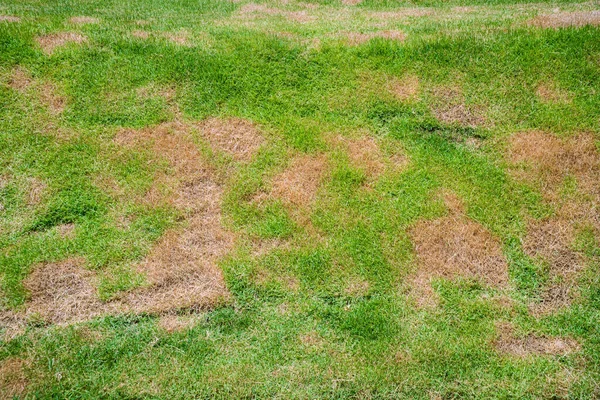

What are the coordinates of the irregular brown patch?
(115, 122, 233, 314)
(158, 314, 199, 333)
(408, 191, 509, 306)
(494, 322, 580, 358)
(132, 30, 150, 39)
(342, 0, 362, 5)
(271, 154, 327, 207)
(536, 81, 571, 103)
(8, 67, 31, 91)
(369, 9, 433, 20)
(344, 278, 370, 296)
(56, 223, 75, 238)
(346, 136, 386, 178)
(507, 131, 600, 314)
(344, 30, 405, 45)
(26, 177, 46, 206)
(238, 3, 315, 23)
(196, 117, 263, 162)
(165, 30, 191, 46)
(0, 358, 27, 397)
(430, 86, 487, 127)
(389, 74, 419, 102)
(530, 11, 600, 29)
(0, 15, 21, 22)
(36, 32, 86, 55)
(39, 81, 66, 114)
(23, 258, 110, 324)
(69, 16, 99, 24)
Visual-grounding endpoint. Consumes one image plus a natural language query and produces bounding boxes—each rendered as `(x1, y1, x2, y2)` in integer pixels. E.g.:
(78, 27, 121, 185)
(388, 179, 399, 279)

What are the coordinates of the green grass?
(1, 0, 600, 397)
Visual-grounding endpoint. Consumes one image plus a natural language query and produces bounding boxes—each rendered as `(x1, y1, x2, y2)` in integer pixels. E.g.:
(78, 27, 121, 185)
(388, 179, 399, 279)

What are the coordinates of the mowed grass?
(1, 0, 600, 397)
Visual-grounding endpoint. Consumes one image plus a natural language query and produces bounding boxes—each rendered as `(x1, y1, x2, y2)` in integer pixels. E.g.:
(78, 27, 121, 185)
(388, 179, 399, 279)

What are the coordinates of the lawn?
(1, 0, 599, 397)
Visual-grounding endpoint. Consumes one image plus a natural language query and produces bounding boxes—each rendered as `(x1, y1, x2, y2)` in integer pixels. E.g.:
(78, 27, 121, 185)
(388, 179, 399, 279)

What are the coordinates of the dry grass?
(23, 258, 111, 324)
(507, 131, 600, 314)
(165, 30, 191, 46)
(36, 32, 87, 55)
(39, 81, 66, 114)
(132, 30, 150, 39)
(8, 67, 31, 91)
(389, 75, 420, 102)
(197, 117, 264, 162)
(56, 223, 75, 238)
(530, 10, 600, 29)
(536, 81, 571, 103)
(271, 154, 327, 207)
(341, 0, 362, 5)
(430, 86, 487, 127)
(494, 322, 580, 358)
(408, 191, 509, 306)
(69, 16, 99, 24)
(26, 177, 46, 206)
(238, 3, 315, 23)
(343, 30, 406, 46)
(158, 314, 199, 333)
(0, 15, 21, 22)
(0, 358, 27, 398)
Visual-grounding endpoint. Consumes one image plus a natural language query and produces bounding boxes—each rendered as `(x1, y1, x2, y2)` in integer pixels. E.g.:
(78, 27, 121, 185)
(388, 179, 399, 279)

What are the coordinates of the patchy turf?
(1, 0, 599, 397)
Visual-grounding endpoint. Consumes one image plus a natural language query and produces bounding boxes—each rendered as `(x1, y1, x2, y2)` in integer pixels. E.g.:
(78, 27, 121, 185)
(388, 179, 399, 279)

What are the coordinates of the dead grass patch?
(342, 0, 362, 5)
(132, 30, 150, 39)
(196, 117, 263, 162)
(408, 191, 509, 306)
(69, 16, 99, 24)
(369, 9, 434, 20)
(165, 30, 191, 46)
(0, 358, 27, 398)
(507, 131, 600, 314)
(389, 74, 420, 102)
(36, 32, 86, 55)
(23, 258, 110, 324)
(430, 86, 487, 127)
(494, 322, 580, 358)
(271, 154, 327, 207)
(536, 81, 571, 103)
(344, 30, 405, 46)
(0, 15, 21, 22)
(39, 81, 66, 114)
(238, 3, 315, 23)
(8, 67, 31, 91)
(158, 314, 199, 333)
(26, 177, 46, 206)
(530, 11, 600, 29)
(56, 223, 75, 238)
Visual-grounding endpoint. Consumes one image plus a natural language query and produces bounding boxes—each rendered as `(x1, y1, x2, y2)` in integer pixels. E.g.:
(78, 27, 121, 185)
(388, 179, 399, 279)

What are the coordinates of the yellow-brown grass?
(132, 30, 150, 39)
(530, 11, 600, 29)
(507, 131, 600, 314)
(494, 322, 580, 358)
(197, 117, 264, 162)
(158, 314, 199, 333)
(238, 4, 315, 23)
(8, 67, 31, 91)
(430, 86, 487, 127)
(408, 191, 509, 306)
(536, 81, 571, 103)
(271, 154, 327, 207)
(26, 177, 47, 206)
(69, 16, 99, 24)
(344, 30, 406, 46)
(36, 32, 86, 55)
(0, 15, 21, 22)
(389, 75, 420, 102)
(0, 358, 27, 398)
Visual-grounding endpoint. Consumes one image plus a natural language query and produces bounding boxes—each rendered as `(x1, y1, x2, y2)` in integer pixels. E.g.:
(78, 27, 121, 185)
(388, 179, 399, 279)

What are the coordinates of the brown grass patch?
(238, 3, 315, 23)
(132, 30, 150, 39)
(0, 15, 21, 22)
(536, 81, 571, 103)
(369, 9, 434, 20)
(0, 358, 27, 397)
(408, 191, 509, 306)
(165, 31, 191, 46)
(23, 258, 110, 324)
(271, 154, 327, 207)
(530, 11, 600, 29)
(36, 32, 86, 55)
(507, 131, 599, 198)
(494, 322, 580, 358)
(389, 74, 419, 102)
(507, 131, 600, 314)
(344, 30, 405, 45)
(57, 223, 75, 238)
(430, 86, 487, 127)
(69, 16, 99, 24)
(342, 0, 362, 5)
(26, 177, 46, 206)
(196, 117, 263, 162)
(39, 81, 66, 114)
(158, 314, 199, 333)
(8, 67, 31, 91)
